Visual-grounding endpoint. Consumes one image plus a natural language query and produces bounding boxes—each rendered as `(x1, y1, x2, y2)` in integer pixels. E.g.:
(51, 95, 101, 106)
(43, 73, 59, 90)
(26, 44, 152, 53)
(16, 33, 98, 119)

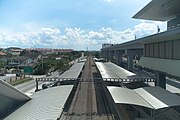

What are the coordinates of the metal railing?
(35, 77, 156, 91)
(36, 77, 156, 82)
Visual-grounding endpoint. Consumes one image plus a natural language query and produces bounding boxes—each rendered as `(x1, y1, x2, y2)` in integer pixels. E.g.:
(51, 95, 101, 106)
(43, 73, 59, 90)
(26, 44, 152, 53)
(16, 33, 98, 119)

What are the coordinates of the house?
(3, 47, 23, 56)
(7, 56, 33, 69)
(24, 52, 42, 63)
(0, 51, 7, 58)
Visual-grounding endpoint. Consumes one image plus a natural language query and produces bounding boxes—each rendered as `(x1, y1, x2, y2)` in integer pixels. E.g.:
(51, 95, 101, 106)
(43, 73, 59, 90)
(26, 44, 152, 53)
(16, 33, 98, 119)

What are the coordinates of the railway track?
(60, 55, 119, 120)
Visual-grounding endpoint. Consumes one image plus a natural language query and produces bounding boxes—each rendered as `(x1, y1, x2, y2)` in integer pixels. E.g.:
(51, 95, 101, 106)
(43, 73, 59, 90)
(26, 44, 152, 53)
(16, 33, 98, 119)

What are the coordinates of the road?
(14, 75, 45, 96)
(0, 74, 16, 82)
(15, 72, 59, 96)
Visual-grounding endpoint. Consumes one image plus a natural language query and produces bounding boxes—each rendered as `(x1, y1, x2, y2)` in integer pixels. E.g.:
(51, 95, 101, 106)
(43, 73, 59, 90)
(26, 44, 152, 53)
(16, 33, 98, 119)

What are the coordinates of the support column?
(104, 51, 107, 61)
(35, 79, 39, 92)
(126, 50, 134, 71)
(127, 55, 133, 71)
(102, 51, 108, 61)
(126, 49, 143, 71)
(155, 72, 166, 89)
(101, 51, 105, 59)
(115, 50, 124, 65)
(108, 50, 114, 62)
(106, 51, 110, 61)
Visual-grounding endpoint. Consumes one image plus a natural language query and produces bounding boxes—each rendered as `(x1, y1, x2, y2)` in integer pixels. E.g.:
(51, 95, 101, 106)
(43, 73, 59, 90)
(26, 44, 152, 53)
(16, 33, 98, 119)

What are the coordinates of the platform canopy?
(59, 62, 85, 78)
(95, 62, 118, 78)
(133, 0, 180, 21)
(95, 62, 135, 79)
(108, 86, 180, 110)
(5, 85, 73, 120)
(0, 80, 31, 118)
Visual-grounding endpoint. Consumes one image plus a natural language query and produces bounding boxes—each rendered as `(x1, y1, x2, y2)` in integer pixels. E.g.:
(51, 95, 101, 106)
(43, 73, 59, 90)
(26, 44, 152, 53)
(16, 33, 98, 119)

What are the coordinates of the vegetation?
(0, 60, 6, 68)
(33, 51, 82, 75)
(20, 49, 41, 56)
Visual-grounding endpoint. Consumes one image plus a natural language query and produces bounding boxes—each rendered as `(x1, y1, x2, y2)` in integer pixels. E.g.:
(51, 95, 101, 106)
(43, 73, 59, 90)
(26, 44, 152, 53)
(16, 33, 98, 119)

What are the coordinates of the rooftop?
(4, 85, 73, 120)
(133, 0, 180, 21)
(108, 86, 180, 110)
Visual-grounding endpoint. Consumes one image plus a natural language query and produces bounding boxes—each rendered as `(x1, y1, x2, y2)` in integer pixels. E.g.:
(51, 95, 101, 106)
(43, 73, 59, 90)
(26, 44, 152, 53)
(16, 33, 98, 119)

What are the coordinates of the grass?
(10, 77, 33, 86)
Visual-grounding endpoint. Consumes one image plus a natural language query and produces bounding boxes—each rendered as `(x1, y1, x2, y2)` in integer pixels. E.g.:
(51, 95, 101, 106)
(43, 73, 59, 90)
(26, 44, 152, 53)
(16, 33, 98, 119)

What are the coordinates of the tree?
(20, 49, 29, 56)
(54, 59, 69, 72)
(0, 60, 6, 68)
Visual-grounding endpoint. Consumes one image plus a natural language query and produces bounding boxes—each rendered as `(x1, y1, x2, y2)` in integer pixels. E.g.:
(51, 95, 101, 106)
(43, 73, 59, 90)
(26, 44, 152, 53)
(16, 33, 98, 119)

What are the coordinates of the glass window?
(159, 42, 165, 58)
(154, 43, 159, 58)
(165, 41, 172, 59)
(173, 39, 180, 60)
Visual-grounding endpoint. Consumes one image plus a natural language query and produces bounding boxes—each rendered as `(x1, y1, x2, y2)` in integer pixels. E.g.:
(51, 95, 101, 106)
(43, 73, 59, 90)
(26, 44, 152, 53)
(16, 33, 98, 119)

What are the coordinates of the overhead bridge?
(35, 77, 156, 90)
(36, 77, 156, 82)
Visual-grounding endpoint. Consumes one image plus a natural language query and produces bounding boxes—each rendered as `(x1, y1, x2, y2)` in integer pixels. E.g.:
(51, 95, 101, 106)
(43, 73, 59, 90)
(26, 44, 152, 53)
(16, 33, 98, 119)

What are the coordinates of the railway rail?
(59, 55, 118, 120)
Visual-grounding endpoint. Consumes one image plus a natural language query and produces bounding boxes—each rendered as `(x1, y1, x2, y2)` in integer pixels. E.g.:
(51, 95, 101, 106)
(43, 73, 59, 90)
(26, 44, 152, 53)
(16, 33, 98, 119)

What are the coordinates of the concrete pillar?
(115, 51, 119, 65)
(127, 55, 133, 71)
(35, 79, 39, 91)
(101, 51, 105, 58)
(108, 50, 114, 62)
(102, 51, 108, 61)
(106, 51, 109, 61)
(155, 72, 166, 89)
(115, 50, 124, 65)
(126, 50, 134, 71)
(107, 51, 110, 61)
(126, 49, 143, 71)
(104, 51, 108, 61)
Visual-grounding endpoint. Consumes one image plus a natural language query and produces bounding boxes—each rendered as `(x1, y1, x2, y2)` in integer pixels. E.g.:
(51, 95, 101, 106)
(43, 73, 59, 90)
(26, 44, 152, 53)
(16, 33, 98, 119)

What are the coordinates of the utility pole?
(41, 56, 43, 70)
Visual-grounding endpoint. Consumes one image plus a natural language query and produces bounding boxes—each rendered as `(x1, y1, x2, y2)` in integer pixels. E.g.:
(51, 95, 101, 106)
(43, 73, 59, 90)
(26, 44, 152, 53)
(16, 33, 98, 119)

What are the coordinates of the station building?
(133, 0, 180, 88)
(101, 0, 180, 89)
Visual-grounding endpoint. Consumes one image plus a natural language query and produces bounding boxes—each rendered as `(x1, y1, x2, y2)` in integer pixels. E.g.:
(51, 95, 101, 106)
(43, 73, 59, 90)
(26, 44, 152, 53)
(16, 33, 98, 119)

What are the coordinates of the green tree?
(0, 60, 6, 68)
(19, 49, 29, 56)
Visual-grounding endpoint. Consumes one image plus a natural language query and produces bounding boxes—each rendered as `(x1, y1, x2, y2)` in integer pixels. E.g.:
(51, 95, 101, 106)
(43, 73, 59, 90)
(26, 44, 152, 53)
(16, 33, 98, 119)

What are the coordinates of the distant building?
(0, 51, 7, 58)
(3, 47, 23, 56)
(25, 48, 74, 55)
(24, 52, 42, 63)
(7, 56, 33, 69)
(133, 0, 180, 88)
(102, 43, 113, 49)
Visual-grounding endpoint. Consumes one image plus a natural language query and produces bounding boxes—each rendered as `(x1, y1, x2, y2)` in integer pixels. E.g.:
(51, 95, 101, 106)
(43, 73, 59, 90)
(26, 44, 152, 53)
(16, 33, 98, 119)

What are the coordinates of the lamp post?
(41, 56, 43, 70)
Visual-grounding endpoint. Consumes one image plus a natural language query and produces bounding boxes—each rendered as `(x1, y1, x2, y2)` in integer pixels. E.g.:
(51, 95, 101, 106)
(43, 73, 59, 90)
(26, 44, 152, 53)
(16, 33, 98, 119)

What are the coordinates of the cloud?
(0, 21, 166, 50)
(133, 20, 166, 38)
(104, 0, 114, 3)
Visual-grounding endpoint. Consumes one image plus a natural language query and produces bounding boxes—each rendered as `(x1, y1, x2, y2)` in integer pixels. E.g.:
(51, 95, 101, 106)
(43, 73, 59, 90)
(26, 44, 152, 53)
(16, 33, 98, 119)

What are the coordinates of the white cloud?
(0, 21, 166, 50)
(89, 31, 104, 40)
(133, 20, 166, 38)
(104, 0, 114, 3)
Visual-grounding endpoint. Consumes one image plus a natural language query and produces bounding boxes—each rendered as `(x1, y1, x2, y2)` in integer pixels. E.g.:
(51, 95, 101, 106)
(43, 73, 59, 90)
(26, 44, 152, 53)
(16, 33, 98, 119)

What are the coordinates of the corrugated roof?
(96, 62, 135, 80)
(0, 80, 31, 101)
(5, 85, 73, 120)
(24, 53, 40, 60)
(0, 80, 31, 119)
(134, 87, 180, 109)
(108, 86, 153, 109)
(104, 62, 135, 78)
(59, 62, 85, 78)
(108, 86, 180, 110)
(95, 62, 118, 78)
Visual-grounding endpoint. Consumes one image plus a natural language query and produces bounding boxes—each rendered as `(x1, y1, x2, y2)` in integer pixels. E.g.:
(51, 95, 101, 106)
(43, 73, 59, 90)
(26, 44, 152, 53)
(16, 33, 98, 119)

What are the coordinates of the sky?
(0, 0, 166, 50)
